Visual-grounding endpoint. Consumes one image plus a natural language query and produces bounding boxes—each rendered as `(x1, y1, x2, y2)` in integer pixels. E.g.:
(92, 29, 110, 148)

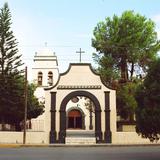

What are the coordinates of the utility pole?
(23, 66, 28, 144)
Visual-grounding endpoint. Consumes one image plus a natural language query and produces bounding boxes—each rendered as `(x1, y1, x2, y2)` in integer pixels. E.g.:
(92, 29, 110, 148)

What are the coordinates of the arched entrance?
(67, 107, 85, 129)
(59, 90, 102, 143)
(67, 109, 82, 129)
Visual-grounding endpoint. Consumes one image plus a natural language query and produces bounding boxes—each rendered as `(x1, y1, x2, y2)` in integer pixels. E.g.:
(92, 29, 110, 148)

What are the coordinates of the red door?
(68, 109, 82, 129)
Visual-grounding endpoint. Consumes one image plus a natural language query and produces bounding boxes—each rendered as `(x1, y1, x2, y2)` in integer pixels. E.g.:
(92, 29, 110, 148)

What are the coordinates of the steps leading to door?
(66, 137, 96, 144)
(65, 130, 96, 144)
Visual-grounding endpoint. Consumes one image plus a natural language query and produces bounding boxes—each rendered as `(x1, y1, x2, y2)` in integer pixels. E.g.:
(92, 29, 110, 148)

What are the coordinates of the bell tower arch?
(32, 47, 59, 87)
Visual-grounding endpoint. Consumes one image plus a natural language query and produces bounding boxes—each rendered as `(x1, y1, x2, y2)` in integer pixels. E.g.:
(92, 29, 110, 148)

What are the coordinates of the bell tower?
(32, 47, 59, 87)
(30, 47, 59, 132)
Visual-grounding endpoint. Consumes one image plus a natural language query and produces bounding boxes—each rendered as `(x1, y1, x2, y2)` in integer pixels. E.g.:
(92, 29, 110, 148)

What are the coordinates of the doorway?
(59, 90, 102, 143)
(67, 109, 82, 129)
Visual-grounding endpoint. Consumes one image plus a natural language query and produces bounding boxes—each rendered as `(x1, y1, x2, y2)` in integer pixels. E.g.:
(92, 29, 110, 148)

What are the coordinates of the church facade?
(45, 64, 116, 144)
(32, 47, 116, 144)
(29, 47, 156, 144)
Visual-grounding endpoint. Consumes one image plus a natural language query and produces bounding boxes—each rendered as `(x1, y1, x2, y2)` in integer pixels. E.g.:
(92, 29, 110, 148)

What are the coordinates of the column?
(50, 92, 57, 143)
(59, 110, 66, 143)
(89, 110, 93, 130)
(95, 110, 102, 143)
(104, 91, 112, 143)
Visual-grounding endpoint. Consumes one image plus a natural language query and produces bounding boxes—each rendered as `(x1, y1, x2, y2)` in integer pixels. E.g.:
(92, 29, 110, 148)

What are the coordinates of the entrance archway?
(67, 109, 82, 129)
(66, 107, 85, 129)
(59, 90, 102, 143)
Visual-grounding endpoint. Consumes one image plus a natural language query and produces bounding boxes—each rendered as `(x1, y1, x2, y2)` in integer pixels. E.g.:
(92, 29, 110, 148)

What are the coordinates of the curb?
(0, 143, 160, 148)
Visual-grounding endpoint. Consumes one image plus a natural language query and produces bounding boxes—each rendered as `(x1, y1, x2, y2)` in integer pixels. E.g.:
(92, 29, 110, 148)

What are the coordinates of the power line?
(22, 58, 93, 62)
(18, 44, 88, 48)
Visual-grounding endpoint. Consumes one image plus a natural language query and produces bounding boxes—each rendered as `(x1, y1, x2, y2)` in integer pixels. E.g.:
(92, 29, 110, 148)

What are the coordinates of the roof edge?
(44, 63, 115, 91)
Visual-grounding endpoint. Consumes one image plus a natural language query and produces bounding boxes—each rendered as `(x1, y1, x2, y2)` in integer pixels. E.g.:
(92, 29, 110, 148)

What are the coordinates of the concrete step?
(66, 130, 95, 137)
(66, 130, 96, 144)
(66, 137, 96, 144)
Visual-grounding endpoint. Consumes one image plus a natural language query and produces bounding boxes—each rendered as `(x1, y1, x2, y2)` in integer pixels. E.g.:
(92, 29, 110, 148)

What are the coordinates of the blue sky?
(0, 0, 160, 79)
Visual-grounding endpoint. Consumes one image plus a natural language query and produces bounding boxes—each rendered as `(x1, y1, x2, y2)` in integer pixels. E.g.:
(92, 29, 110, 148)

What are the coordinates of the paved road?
(0, 146, 160, 160)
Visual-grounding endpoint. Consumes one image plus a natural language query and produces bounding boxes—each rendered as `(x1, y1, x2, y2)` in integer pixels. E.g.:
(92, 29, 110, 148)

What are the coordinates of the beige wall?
(1, 131, 159, 144)
(112, 132, 160, 144)
(0, 132, 49, 144)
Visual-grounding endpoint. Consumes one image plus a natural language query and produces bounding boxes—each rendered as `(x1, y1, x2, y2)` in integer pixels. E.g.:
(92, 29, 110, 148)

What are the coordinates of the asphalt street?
(0, 146, 160, 160)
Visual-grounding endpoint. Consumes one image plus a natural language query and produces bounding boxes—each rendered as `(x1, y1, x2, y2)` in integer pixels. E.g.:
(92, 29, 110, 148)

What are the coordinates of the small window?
(48, 71, 53, 86)
(38, 72, 43, 86)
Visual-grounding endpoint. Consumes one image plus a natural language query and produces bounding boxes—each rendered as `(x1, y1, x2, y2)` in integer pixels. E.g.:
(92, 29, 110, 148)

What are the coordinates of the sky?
(0, 0, 160, 80)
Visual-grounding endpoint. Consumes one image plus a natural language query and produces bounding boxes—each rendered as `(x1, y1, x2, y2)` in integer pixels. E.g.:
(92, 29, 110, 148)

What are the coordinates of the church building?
(32, 47, 116, 144)
(26, 46, 160, 145)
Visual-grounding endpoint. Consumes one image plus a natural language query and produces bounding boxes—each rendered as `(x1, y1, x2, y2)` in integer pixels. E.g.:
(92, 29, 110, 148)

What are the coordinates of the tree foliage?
(117, 82, 138, 121)
(92, 10, 160, 84)
(136, 58, 160, 142)
(0, 3, 44, 131)
(92, 10, 160, 120)
(27, 83, 44, 120)
(4, 80, 44, 131)
(0, 2, 24, 128)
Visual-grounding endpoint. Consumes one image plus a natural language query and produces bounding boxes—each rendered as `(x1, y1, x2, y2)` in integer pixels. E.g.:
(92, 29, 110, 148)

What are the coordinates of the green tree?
(92, 10, 160, 84)
(27, 83, 44, 120)
(0, 76, 24, 130)
(7, 80, 44, 131)
(0, 3, 44, 131)
(92, 10, 160, 119)
(136, 58, 160, 142)
(117, 82, 138, 121)
(0, 2, 24, 129)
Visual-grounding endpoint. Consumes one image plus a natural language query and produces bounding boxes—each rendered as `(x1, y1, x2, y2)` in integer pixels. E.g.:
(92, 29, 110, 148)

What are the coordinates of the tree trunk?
(130, 62, 134, 80)
(120, 58, 128, 83)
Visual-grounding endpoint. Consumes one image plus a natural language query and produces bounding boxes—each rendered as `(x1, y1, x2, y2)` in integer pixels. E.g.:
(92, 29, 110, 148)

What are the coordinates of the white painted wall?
(112, 132, 160, 144)
(0, 132, 49, 144)
(0, 131, 159, 144)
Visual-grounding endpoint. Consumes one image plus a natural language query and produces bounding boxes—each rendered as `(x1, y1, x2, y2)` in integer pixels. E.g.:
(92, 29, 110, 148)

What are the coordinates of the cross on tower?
(76, 48, 85, 63)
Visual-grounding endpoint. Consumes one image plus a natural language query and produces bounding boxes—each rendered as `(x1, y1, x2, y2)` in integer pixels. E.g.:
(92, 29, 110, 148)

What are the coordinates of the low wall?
(112, 132, 160, 144)
(0, 131, 49, 144)
(0, 131, 159, 144)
